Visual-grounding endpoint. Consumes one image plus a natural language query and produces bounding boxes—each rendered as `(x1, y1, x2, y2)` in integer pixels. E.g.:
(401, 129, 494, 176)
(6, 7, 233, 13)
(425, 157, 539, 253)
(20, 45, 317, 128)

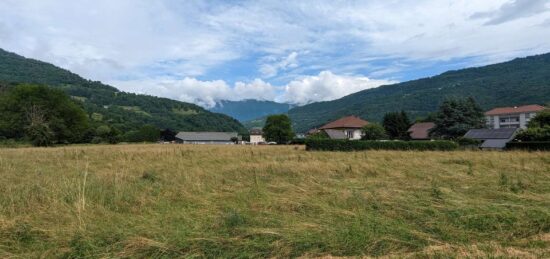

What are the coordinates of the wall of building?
(250, 135, 265, 144)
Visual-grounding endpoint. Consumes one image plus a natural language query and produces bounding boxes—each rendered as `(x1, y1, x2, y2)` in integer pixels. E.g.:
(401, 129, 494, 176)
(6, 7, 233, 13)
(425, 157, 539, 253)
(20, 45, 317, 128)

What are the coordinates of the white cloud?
(1, 0, 549, 106)
(111, 78, 278, 109)
(110, 71, 395, 108)
(282, 71, 396, 105)
(260, 52, 299, 78)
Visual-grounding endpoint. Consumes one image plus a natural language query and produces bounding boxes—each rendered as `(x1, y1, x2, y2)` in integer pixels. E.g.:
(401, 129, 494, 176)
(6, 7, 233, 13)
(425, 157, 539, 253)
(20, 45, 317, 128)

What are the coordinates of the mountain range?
(0, 48, 246, 133)
(288, 53, 550, 132)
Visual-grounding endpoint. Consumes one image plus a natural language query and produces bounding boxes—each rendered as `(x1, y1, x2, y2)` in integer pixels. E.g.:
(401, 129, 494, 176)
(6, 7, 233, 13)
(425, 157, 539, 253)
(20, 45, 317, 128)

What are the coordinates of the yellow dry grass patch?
(0, 144, 549, 258)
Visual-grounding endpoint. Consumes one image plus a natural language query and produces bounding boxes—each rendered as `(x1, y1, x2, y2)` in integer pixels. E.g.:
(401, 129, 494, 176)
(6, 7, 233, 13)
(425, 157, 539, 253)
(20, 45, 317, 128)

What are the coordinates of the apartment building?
(485, 105, 545, 129)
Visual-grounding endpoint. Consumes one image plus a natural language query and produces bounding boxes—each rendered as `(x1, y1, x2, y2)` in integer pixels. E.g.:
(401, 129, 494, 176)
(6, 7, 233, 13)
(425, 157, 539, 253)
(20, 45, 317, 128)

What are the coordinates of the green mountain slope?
(0, 49, 246, 133)
(210, 99, 293, 122)
(289, 53, 550, 132)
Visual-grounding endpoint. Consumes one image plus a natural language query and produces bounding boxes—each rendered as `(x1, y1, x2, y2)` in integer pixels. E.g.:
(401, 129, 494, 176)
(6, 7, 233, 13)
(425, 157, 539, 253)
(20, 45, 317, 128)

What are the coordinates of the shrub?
(305, 139, 458, 151)
(361, 123, 388, 140)
(289, 138, 306, 145)
(514, 126, 550, 141)
(455, 137, 482, 146)
(506, 142, 550, 151)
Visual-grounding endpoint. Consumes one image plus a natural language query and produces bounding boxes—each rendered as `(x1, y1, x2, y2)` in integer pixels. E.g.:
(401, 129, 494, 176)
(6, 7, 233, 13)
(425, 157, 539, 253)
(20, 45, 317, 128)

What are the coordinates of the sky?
(1, 0, 549, 108)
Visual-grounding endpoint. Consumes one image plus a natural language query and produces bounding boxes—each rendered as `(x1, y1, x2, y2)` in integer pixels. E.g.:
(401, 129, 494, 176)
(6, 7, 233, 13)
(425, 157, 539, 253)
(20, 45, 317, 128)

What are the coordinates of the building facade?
(249, 128, 265, 144)
(318, 116, 369, 140)
(485, 105, 545, 129)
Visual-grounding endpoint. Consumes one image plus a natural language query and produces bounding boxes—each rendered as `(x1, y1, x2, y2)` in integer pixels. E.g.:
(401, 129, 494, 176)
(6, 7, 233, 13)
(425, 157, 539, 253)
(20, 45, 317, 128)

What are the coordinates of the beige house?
(485, 105, 545, 129)
(319, 116, 369, 140)
(249, 128, 265, 144)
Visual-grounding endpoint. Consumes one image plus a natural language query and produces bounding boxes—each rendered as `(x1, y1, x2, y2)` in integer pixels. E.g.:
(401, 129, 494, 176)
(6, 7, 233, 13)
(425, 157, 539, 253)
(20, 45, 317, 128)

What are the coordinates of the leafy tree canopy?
(527, 109, 550, 128)
(262, 114, 294, 144)
(362, 123, 388, 140)
(0, 84, 89, 145)
(430, 97, 485, 139)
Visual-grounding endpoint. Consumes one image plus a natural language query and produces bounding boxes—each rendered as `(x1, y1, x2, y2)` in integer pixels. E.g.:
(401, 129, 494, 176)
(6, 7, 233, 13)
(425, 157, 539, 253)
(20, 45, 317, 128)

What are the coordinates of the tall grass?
(0, 144, 549, 258)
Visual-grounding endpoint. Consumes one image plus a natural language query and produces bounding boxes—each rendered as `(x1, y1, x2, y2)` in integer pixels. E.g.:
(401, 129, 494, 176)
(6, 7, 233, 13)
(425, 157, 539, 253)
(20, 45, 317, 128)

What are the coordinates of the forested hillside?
(0, 48, 246, 133)
(210, 99, 292, 122)
(289, 53, 550, 132)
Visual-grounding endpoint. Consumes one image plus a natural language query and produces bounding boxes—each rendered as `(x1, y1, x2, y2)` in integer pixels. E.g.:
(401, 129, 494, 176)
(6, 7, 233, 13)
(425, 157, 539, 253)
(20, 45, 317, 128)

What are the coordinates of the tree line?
(0, 84, 162, 146)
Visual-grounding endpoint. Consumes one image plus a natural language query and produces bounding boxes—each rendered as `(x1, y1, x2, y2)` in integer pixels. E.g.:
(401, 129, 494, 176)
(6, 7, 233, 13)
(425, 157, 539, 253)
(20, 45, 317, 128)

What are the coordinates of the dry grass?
(0, 144, 549, 258)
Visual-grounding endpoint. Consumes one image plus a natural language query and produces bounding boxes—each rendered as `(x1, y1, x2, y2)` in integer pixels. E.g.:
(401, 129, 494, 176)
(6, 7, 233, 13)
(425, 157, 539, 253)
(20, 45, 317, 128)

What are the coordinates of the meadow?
(0, 144, 549, 258)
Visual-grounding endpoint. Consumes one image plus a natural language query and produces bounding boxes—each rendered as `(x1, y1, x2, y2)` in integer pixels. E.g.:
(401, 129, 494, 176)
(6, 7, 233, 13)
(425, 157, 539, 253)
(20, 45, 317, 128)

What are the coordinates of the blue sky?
(1, 0, 549, 107)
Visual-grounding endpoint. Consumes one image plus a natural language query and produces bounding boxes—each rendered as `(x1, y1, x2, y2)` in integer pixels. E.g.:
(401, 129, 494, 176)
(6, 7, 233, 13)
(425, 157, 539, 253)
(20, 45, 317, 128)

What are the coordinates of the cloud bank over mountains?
(113, 71, 395, 108)
(1, 0, 549, 107)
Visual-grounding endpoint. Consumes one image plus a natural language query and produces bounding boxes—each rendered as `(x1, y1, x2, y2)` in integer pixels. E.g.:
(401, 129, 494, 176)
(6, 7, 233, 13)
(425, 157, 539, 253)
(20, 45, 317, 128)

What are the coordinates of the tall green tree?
(430, 97, 485, 139)
(0, 84, 90, 145)
(382, 111, 411, 140)
(262, 114, 294, 144)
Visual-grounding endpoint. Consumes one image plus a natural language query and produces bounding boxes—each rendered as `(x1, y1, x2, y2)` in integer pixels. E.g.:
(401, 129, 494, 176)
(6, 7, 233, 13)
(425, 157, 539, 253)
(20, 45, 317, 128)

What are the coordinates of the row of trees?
(0, 84, 162, 146)
(362, 97, 486, 140)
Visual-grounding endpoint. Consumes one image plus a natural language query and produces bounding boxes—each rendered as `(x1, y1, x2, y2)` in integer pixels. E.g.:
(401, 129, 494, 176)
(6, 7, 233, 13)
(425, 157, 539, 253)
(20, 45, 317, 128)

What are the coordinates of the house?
(408, 122, 435, 140)
(485, 104, 545, 129)
(319, 116, 369, 140)
(175, 132, 238, 145)
(249, 128, 265, 144)
(463, 128, 519, 150)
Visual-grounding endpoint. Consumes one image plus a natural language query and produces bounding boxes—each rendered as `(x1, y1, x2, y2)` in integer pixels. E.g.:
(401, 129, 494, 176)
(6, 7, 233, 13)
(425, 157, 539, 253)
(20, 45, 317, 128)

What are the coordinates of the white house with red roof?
(319, 116, 369, 140)
(485, 104, 545, 129)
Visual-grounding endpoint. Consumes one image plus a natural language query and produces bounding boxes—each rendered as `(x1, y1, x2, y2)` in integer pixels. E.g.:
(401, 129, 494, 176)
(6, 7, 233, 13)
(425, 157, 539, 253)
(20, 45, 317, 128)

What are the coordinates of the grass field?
(0, 144, 549, 258)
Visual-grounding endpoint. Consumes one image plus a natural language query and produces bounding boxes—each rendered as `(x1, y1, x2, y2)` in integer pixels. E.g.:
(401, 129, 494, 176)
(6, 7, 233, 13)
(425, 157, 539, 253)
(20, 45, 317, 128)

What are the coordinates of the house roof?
(249, 128, 263, 135)
(176, 132, 238, 141)
(485, 104, 545, 116)
(408, 122, 435, 140)
(324, 129, 348, 140)
(319, 116, 368, 130)
(464, 128, 518, 140)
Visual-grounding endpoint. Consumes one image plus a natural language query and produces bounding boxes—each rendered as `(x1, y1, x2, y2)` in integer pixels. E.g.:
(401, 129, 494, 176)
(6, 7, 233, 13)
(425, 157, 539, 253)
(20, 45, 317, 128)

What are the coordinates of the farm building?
(249, 128, 265, 144)
(318, 116, 369, 140)
(408, 122, 435, 140)
(175, 132, 238, 145)
(463, 128, 519, 150)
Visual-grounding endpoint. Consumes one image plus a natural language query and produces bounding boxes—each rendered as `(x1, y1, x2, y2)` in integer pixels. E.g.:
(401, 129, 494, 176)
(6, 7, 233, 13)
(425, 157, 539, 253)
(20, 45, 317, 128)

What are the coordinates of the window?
(346, 130, 354, 139)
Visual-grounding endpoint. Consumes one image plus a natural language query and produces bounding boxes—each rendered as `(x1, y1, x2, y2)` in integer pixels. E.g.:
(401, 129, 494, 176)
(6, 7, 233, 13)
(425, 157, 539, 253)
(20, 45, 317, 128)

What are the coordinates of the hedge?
(305, 139, 458, 151)
(506, 142, 550, 151)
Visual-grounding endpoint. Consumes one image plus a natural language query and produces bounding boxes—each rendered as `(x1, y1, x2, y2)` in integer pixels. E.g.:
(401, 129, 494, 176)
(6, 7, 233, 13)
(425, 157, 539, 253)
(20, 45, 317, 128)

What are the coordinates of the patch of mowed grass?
(0, 145, 549, 257)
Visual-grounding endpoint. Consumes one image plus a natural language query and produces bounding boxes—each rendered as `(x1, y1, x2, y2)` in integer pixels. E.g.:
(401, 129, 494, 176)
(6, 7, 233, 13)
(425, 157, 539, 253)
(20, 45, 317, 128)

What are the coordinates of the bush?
(455, 137, 482, 146)
(506, 142, 550, 151)
(305, 139, 458, 151)
(289, 138, 306, 145)
(361, 124, 388, 140)
(514, 126, 550, 141)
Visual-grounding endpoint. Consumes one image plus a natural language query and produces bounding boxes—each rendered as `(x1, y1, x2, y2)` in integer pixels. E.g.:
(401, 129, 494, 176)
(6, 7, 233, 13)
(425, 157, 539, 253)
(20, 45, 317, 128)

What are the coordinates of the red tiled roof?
(408, 122, 435, 140)
(485, 105, 545, 116)
(319, 116, 369, 129)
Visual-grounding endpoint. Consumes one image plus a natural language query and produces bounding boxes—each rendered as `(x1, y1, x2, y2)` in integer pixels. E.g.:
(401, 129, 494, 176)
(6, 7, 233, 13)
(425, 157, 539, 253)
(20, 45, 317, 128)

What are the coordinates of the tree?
(122, 125, 159, 142)
(160, 129, 177, 142)
(383, 111, 411, 140)
(527, 109, 550, 128)
(262, 114, 294, 144)
(362, 123, 388, 140)
(430, 97, 485, 139)
(0, 84, 90, 145)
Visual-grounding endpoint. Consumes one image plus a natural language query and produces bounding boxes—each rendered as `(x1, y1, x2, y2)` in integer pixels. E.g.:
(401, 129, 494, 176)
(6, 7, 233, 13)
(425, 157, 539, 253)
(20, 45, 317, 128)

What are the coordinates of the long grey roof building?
(175, 132, 238, 144)
(464, 128, 519, 149)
